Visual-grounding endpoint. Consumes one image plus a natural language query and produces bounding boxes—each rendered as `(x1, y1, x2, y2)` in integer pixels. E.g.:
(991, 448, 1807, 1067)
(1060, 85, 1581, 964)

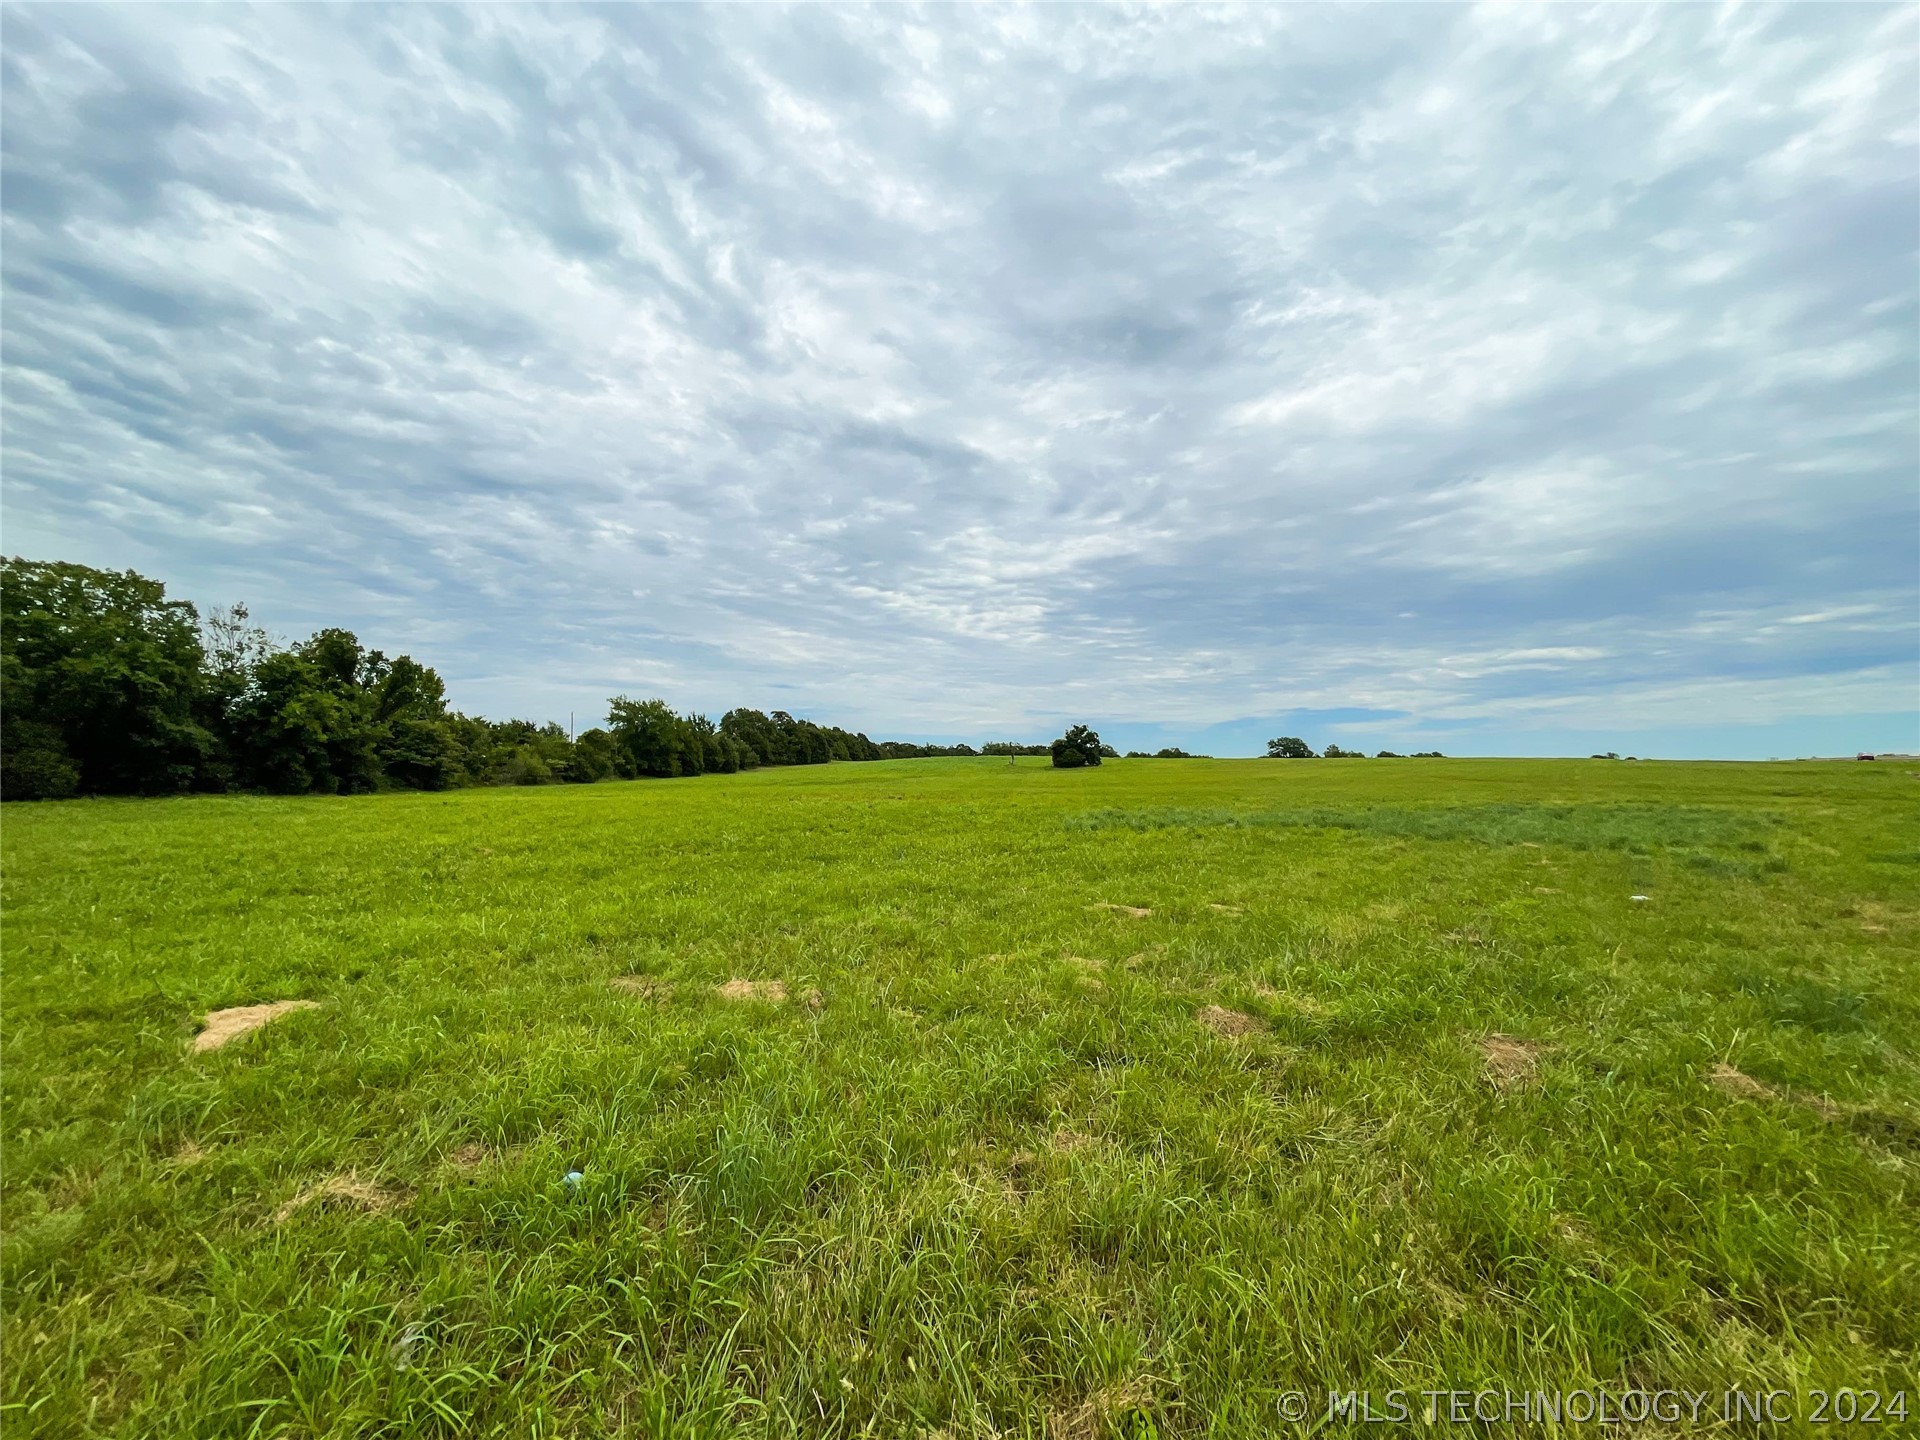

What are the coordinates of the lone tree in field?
(1265, 736, 1313, 759)
(1050, 723, 1105, 769)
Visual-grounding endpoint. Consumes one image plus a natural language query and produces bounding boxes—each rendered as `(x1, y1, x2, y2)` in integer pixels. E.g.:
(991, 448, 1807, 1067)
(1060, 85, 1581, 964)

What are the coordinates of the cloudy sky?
(3, 3, 1915, 758)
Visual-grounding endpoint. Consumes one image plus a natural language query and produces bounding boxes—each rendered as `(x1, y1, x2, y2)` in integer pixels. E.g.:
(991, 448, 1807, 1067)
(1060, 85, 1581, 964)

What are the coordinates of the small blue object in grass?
(563, 1170, 584, 1188)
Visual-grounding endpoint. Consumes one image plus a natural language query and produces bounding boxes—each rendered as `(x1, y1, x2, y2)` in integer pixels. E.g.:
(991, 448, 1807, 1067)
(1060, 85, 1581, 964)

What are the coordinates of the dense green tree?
(3, 557, 1026, 800)
(0, 694, 79, 799)
(233, 636, 381, 794)
(720, 708, 782, 766)
(608, 697, 696, 778)
(196, 602, 280, 789)
(1050, 723, 1104, 769)
(476, 720, 572, 786)
(879, 740, 977, 758)
(571, 727, 618, 781)
(224, 628, 460, 794)
(774, 711, 832, 766)
(1265, 736, 1314, 759)
(368, 655, 460, 788)
(1, 558, 212, 796)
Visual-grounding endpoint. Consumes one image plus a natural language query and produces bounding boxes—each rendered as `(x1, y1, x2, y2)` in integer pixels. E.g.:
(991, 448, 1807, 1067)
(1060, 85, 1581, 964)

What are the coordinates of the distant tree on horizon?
(1265, 736, 1314, 759)
(1050, 724, 1104, 769)
(1, 557, 1190, 798)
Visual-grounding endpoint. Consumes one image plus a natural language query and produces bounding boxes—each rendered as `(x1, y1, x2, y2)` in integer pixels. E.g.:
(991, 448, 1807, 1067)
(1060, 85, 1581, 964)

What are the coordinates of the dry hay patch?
(1063, 955, 1106, 991)
(1090, 902, 1151, 919)
(609, 975, 671, 1000)
(1197, 1004, 1267, 1038)
(192, 1000, 321, 1054)
(1480, 1034, 1544, 1087)
(717, 978, 788, 1003)
(275, 1173, 409, 1224)
(1207, 902, 1244, 916)
(1703, 1064, 1905, 1136)
(1852, 900, 1915, 935)
(801, 987, 826, 1013)
(1048, 1376, 1158, 1440)
(447, 1143, 488, 1170)
(1708, 1062, 1777, 1101)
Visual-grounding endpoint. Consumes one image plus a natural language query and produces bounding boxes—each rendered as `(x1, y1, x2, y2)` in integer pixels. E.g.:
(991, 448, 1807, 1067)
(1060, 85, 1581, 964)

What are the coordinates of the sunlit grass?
(3, 757, 1916, 1436)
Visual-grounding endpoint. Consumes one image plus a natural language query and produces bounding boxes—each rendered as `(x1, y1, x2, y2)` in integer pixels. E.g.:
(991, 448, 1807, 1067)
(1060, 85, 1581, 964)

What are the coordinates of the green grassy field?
(4, 758, 1917, 1437)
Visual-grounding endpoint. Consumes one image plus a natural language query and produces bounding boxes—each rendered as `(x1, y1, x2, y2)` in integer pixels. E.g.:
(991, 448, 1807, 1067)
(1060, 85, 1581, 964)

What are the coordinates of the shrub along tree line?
(1050, 724, 1115, 769)
(1267, 736, 1444, 759)
(0, 558, 973, 799)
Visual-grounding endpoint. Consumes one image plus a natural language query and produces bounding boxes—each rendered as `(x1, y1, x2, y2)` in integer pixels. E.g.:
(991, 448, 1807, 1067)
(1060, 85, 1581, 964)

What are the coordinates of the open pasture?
(3, 758, 1917, 1437)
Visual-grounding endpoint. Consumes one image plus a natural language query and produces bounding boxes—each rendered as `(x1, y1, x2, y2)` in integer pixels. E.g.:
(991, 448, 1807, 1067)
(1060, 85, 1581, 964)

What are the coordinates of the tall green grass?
(3, 758, 1916, 1436)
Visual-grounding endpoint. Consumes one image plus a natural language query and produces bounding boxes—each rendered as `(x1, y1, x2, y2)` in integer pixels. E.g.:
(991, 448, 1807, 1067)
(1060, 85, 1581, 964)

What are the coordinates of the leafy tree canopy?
(2, 558, 1139, 799)
(1050, 723, 1104, 769)
(1, 557, 210, 797)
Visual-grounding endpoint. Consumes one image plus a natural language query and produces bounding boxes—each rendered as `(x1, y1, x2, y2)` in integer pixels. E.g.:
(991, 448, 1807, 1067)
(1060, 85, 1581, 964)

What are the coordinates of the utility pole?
(570, 711, 575, 743)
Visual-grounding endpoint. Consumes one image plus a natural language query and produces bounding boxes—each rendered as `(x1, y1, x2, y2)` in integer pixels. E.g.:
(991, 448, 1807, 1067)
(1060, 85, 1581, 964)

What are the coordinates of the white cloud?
(1, 2, 1913, 751)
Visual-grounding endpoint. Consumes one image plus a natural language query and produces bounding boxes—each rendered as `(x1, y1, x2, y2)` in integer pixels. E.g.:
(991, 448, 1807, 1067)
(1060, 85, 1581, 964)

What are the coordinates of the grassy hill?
(4, 757, 1916, 1436)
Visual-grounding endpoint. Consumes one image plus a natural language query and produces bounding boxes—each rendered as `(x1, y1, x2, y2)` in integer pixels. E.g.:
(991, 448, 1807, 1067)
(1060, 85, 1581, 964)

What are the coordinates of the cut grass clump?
(273, 1173, 410, 1223)
(190, 999, 322, 1053)
(1480, 1034, 1545, 1087)
(717, 978, 788, 1003)
(1195, 1004, 1266, 1038)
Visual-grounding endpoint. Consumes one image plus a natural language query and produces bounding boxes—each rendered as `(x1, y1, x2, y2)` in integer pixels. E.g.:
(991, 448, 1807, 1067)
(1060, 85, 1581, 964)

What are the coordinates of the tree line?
(0, 558, 977, 800)
(1266, 737, 1443, 759)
